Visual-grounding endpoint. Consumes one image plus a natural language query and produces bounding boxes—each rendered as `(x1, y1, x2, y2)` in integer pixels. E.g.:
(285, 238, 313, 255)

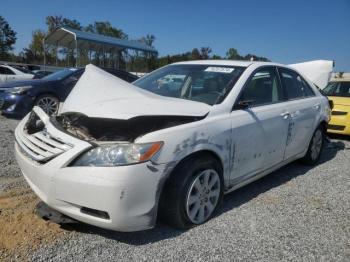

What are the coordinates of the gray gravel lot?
(1, 115, 349, 261)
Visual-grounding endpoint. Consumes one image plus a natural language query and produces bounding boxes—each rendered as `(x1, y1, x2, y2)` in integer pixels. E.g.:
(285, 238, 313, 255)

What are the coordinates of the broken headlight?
(71, 142, 163, 167)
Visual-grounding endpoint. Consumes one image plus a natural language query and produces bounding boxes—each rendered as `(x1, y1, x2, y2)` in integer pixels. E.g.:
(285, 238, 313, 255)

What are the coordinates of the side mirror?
(235, 100, 254, 110)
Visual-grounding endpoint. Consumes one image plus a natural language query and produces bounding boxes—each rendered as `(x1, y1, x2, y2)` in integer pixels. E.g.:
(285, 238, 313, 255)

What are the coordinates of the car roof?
(173, 60, 284, 68)
(330, 79, 350, 82)
(0, 64, 24, 74)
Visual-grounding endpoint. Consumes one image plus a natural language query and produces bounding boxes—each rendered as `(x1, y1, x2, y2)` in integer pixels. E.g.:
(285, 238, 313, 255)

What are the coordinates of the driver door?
(229, 66, 290, 184)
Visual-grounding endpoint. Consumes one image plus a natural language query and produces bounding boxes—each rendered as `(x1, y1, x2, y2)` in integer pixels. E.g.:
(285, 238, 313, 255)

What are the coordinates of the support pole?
(103, 45, 105, 67)
(75, 39, 79, 67)
(43, 39, 46, 71)
(89, 43, 91, 63)
(56, 41, 58, 66)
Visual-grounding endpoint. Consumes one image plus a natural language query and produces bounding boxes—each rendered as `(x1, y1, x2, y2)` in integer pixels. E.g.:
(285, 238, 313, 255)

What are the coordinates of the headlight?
(7, 86, 32, 95)
(71, 142, 163, 167)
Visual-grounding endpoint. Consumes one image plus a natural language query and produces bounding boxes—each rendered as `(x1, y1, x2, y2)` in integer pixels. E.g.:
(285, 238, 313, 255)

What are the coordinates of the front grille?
(16, 111, 73, 162)
(331, 111, 347, 116)
(328, 124, 346, 131)
(16, 128, 72, 162)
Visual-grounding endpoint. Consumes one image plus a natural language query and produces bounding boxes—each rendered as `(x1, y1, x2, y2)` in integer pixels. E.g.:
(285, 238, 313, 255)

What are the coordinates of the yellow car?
(323, 80, 350, 135)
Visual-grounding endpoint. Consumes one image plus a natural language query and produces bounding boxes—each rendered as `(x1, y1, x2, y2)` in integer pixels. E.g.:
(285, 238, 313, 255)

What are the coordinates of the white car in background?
(0, 65, 34, 83)
(15, 60, 332, 232)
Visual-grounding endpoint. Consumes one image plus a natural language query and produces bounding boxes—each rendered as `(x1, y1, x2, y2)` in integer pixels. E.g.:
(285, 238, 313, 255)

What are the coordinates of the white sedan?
(14, 60, 332, 232)
(0, 65, 34, 83)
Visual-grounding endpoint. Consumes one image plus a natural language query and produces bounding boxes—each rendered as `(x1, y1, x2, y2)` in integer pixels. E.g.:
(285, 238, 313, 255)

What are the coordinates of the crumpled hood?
(60, 64, 211, 120)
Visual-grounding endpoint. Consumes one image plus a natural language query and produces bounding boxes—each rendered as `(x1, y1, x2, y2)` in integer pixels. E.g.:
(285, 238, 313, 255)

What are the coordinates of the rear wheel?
(159, 155, 223, 229)
(35, 95, 59, 116)
(301, 126, 324, 165)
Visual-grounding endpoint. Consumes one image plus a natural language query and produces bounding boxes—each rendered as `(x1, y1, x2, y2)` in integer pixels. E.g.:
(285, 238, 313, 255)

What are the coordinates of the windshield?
(42, 68, 80, 81)
(133, 64, 245, 105)
(322, 81, 350, 97)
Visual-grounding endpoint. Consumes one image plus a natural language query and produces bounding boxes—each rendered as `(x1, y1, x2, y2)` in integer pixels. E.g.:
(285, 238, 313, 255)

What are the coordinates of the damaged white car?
(15, 60, 332, 231)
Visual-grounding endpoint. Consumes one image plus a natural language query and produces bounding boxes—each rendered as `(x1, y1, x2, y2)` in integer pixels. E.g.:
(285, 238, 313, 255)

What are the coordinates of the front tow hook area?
(35, 201, 77, 224)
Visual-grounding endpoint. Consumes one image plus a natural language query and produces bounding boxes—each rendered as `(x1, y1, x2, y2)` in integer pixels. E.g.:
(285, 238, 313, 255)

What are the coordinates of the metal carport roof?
(45, 27, 157, 53)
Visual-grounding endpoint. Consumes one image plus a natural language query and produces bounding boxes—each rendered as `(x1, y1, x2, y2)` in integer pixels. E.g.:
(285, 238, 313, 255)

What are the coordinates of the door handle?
(313, 103, 320, 110)
(280, 112, 290, 119)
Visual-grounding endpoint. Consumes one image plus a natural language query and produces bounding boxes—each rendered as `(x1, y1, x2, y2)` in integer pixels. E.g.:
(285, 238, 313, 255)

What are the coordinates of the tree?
(46, 15, 82, 32)
(136, 34, 158, 70)
(62, 18, 82, 30)
(0, 16, 17, 60)
(191, 48, 201, 60)
(200, 47, 212, 59)
(226, 48, 242, 60)
(140, 34, 155, 48)
(243, 53, 270, 62)
(46, 15, 63, 32)
(24, 30, 46, 63)
(85, 21, 127, 39)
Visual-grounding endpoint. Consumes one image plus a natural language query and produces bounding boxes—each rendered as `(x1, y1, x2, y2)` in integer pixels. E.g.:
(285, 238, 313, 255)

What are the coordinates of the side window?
(4, 68, 15, 75)
(63, 72, 82, 86)
(279, 69, 304, 99)
(297, 75, 315, 97)
(339, 82, 350, 96)
(240, 67, 283, 106)
(0, 67, 5, 75)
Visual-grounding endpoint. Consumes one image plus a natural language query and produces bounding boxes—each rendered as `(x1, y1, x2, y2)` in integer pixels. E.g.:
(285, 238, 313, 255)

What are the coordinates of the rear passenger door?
(278, 67, 319, 160)
(230, 66, 290, 183)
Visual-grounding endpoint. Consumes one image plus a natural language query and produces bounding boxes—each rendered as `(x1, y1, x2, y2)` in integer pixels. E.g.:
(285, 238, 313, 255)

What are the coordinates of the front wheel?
(159, 155, 223, 229)
(301, 126, 324, 165)
(35, 95, 60, 116)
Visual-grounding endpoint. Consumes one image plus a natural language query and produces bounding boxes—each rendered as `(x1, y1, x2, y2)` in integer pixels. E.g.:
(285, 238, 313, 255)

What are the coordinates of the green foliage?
(225, 48, 269, 61)
(45, 15, 82, 32)
(85, 21, 127, 39)
(8, 14, 271, 72)
(22, 30, 46, 63)
(226, 48, 241, 60)
(0, 16, 17, 60)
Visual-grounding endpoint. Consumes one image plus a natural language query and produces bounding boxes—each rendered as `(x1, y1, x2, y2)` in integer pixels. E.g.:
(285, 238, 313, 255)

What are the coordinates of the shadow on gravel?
(61, 139, 346, 245)
(219, 139, 346, 215)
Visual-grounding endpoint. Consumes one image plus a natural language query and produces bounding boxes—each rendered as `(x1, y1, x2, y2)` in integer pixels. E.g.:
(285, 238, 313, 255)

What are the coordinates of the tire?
(159, 155, 223, 229)
(35, 94, 60, 116)
(300, 126, 325, 165)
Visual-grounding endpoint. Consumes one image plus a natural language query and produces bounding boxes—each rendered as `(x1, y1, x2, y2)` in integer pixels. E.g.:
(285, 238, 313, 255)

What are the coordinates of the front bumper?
(15, 108, 169, 232)
(0, 92, 34, 117)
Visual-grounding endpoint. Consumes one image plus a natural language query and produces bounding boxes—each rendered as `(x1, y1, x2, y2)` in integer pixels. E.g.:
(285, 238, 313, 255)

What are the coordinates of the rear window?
(322, 82, 350, 97)
(279, 68, 315, 99)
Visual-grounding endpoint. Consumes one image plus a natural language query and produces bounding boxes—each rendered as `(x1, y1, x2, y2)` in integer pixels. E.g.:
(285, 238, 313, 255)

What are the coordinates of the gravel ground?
(1, 115, 349, 261)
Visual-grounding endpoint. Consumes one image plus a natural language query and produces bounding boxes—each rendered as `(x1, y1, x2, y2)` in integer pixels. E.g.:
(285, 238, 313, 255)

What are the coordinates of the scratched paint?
(14, 61, 332, 232)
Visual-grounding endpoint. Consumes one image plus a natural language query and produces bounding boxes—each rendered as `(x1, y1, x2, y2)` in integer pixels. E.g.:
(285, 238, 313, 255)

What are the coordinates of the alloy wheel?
(311, 129, 323, 161)
(36, 96, 59, 116)
(186, 169, 221, 224)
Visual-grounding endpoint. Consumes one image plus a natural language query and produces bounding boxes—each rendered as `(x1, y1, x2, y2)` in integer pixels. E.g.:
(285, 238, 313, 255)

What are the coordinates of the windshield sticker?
(205, 67, 235, 73)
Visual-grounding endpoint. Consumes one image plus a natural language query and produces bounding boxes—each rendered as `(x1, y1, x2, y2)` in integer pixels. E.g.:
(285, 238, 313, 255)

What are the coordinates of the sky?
(2, 0, 350, 71)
